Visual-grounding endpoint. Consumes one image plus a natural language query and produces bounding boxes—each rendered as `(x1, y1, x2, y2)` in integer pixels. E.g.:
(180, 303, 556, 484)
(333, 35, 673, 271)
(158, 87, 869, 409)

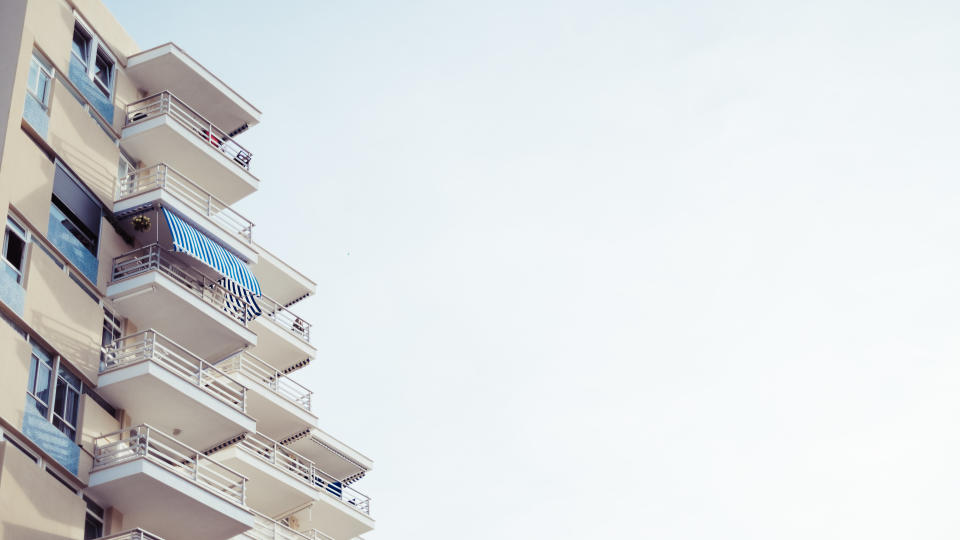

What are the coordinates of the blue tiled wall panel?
(22, 402, 80, 475)
(68, 56, 113, 124)
(0, 264, 25, 315)
(22, 93, 48, 138)
(48, 205, 98, 284)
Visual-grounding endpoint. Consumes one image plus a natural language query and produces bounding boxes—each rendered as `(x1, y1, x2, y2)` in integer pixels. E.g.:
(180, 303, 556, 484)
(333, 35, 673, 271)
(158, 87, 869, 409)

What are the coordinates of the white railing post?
(158, 163, 167, 189)
(194, 452, 200, 481)
(145, 330, 155, 361)
(141, 425, 150, 458)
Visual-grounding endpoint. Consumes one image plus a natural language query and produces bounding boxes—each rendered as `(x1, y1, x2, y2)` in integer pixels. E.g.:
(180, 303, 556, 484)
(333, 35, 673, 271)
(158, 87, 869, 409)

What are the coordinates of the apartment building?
(0, 1, 374, 539)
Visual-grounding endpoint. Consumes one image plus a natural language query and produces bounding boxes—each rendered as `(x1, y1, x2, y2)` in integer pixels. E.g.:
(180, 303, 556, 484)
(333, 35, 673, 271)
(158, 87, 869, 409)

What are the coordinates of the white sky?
(105, 1, 960, 538)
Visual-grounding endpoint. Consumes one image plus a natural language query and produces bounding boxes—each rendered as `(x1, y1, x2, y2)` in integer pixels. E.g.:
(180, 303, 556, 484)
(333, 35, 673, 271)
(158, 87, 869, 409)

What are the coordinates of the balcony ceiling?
(127, 43, 261, 133)
(87, 460, 254, 539)
(252, 243, 316, 307)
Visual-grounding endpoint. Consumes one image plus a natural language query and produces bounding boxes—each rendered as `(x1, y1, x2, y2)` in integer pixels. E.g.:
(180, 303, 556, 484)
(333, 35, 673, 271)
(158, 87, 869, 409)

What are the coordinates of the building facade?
(0, 1, 374, 539)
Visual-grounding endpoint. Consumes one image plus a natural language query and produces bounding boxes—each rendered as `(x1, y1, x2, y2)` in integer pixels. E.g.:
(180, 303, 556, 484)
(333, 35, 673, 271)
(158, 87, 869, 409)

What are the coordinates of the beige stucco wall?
(0, 0, 143, 393)
(23, 247, 103, 382)
(46, 82, 119, 207)
(0, 320, 34, 434)
(76, 394, 118, 485)
(0, 441, 85, 540)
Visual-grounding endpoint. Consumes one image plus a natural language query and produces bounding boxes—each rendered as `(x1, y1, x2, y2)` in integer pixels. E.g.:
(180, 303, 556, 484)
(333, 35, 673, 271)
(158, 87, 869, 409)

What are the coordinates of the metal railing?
(103, 330, 248, 413)
(227, 432, 371, 516)
(92, 424, 247, 506)
(97, 529, 165, 540)
(313, 466, 372, 517)
(117, 164, 255, 244)
(305, 529, 336, 540)
(125, 91, 253, 171)
(233, 431, 316, 487)
(111, 244, 253, 326)
(258, 294, 312, 343)
(241, 512, 311, 540)
(220, 350, 311, 412)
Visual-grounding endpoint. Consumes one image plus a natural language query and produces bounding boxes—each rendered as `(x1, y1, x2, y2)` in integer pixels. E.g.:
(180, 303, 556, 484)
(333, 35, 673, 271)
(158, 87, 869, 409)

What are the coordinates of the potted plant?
(132, 214, 151, 232)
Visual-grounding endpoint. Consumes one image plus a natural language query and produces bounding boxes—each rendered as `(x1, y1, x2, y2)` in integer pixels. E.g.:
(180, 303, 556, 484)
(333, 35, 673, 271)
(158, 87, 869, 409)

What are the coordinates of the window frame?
(52, 159, 102, 258)
(100, 308, 123, 365)
(52, 365, 82, 440)
(83, 497, 105, 540)
(26, 350, 54, 418)
(27, 52, 54, 109)
(25, 344, 85, 444)
(3, 217, 28, 284)
(71, 18, 116, 100)
(71, 24, 91, 68)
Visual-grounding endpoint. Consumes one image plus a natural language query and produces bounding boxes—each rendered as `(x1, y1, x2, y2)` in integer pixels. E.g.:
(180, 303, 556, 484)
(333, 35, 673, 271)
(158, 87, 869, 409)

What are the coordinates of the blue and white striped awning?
(162, 208, 261, 296)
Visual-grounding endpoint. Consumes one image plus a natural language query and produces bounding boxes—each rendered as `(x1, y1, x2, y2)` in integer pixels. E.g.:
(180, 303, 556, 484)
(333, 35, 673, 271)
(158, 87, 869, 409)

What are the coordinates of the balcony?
(115, 164, 257, 262)
(281, 428, 373, 488)
(235, 511, 318, 540)
(87, 425, 254, 539)
(284, 474, 374, 540)
(219, 350, 316, 439)
(121, 92, 258, 205)
(107, 244, 257, 360)
(209, 432, 373, 537)
(250, 243, 316, 309)
(249, 295, 315, 373)
(97, 530, 164, 540)
(126, 43, 261, 133)
(206, 431, 319, 516)
(98, 330, 256, 450)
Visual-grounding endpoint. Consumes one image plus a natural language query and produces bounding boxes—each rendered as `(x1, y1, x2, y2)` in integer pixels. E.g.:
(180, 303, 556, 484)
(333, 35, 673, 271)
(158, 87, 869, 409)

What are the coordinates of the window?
(52, 366, 81, 440)
(25, 343, 85, 442)
(71, 25, 90, 66)
(26, 349, 53, 418)
(71, 21, 114, 98)
(100, 309, 122, 364)
(117, 154, 134, 184)
(93, 50, 113, 95)
(3, 218, 27, 284)
(27, 53, 53, 108)
(52, 161, 101, 257)
(83, 497, 104, 539)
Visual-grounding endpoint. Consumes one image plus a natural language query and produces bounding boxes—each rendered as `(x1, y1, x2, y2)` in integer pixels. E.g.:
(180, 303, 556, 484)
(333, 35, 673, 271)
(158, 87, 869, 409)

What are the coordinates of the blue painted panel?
(22, 401, 80, 475)
(68, 56, 113, 124)
(0, 263, 25, 315)
(22, 93, 48, 138)
(48, 204, 98, 284)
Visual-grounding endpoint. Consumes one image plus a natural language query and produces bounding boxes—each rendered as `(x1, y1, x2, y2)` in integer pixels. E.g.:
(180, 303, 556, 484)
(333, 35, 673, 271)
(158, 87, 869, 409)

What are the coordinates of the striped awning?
(162, 208, 261, 296)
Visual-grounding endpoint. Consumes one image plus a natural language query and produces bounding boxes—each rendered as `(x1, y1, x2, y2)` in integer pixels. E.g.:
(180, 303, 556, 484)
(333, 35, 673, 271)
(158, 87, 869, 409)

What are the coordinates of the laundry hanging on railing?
(161, 207, 261, 321)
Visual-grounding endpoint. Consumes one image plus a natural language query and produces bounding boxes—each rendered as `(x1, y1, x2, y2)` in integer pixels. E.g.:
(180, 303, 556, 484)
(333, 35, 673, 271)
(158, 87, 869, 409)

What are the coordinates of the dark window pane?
(65, 388, 79, 424)
(53, 417, 76, 440)
(27, 356, 37, 397)
(58, 366, 81, 389)
(93, 51, 112, 95)
(54, 383, 65, 416)
(4, 229, 24, 270)
(35, 363, 51, 403)
(72, 27, 88, 62)
(27, 395, 47, 417)
(84, 515, 102, 540)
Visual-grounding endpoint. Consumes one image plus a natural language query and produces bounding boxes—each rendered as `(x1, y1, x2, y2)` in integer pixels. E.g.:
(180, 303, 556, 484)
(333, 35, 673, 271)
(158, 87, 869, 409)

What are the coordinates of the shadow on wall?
(0, 443, 84, 538)
(33, 313, 100, 380)
(48, 134, 116, 208)
(0, 524, 77, 540)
